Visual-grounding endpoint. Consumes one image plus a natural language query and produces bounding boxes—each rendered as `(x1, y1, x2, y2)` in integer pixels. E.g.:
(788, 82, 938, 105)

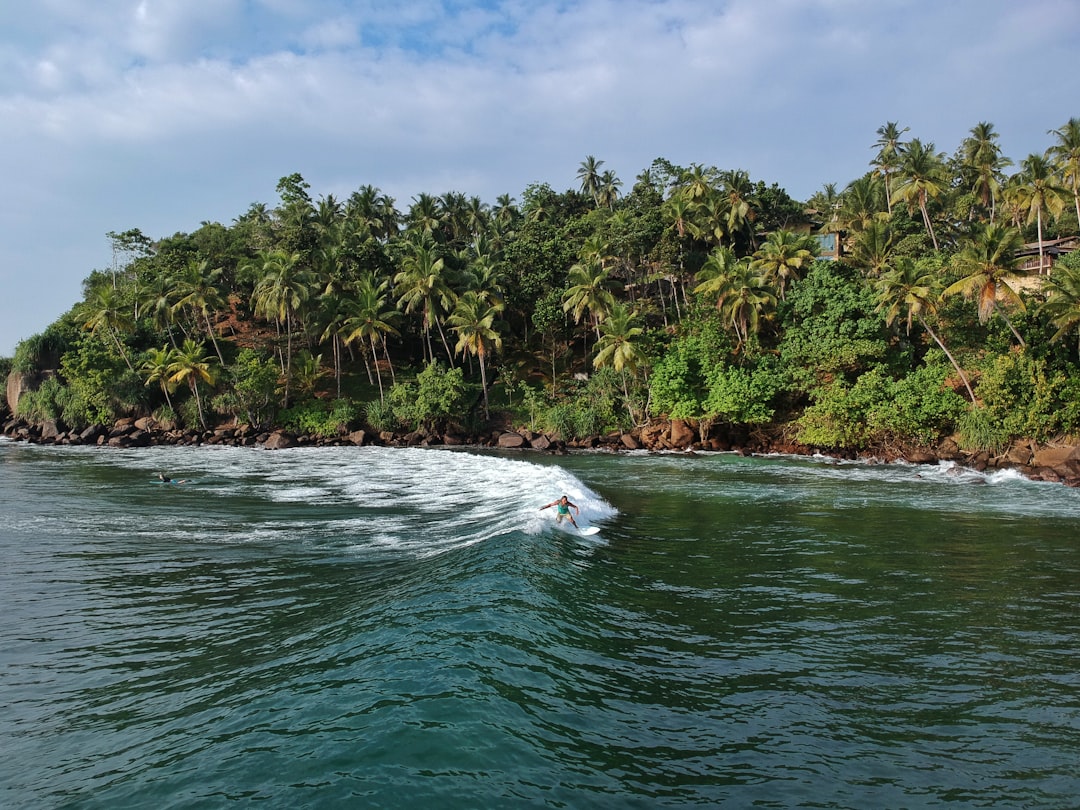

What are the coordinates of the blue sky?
(2, 0, 1079, 356)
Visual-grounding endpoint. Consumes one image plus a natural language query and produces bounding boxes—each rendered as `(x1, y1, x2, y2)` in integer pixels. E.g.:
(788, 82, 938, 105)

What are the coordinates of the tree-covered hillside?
(7, 119, 1080, 457)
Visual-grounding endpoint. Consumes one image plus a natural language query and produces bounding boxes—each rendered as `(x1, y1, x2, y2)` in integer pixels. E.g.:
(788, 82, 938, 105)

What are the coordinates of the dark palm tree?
(83, 284, 135, 370)
(249, 250, 313, 406)
(593, 302, 648, 422)
(1048, 117, 1080, 228)
(562, 259, 619, 342)
(395, 240, 456, 364)
(448, 290, 504, 419)
(877, 258, 975, 404)
(172, 259, 227, 364)
(141, 346, 178, 412)
(1040, 261, 1080, 358)
(694, 247, 775, 351)
(577, 155, 605, 206)
(341, 274, 400, 403)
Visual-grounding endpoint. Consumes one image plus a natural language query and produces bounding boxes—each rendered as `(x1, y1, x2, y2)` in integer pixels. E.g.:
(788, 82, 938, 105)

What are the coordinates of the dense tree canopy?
(9, 118, 1080, 455)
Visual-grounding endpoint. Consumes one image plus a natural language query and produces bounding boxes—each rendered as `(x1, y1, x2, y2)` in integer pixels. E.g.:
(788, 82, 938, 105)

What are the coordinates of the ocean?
(2, 440, 1079, 808)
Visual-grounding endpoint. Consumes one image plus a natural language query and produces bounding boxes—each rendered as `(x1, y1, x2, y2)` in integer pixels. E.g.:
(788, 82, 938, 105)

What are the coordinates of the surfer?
(157, 473, 190, 485)
(540, 495, 580, 528)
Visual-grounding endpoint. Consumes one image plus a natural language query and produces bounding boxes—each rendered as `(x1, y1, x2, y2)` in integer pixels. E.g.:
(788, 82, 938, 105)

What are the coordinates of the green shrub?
(364, 398, 398, 433)
(387, 362, 467, 432)
(280, 398, 358, 437)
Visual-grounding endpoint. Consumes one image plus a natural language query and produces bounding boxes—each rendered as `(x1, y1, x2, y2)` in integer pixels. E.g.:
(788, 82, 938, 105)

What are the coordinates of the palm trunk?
(994, 302, 1027, 347)
(191, 379, 207, 430)
(1037, 208, 1046, 274)
(110, 328, 134, 371)
(919, 193, 939, 251)
(919, 315, 976, 405)
(370, 335, 384, 403)
(204, 311, 226, 365)
(479, 350, 489, 420)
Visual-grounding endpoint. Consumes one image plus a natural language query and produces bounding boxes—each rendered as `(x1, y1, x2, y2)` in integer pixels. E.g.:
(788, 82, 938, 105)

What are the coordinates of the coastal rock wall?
(6, 370, 39, 415)
(4, 413, 1080, 488)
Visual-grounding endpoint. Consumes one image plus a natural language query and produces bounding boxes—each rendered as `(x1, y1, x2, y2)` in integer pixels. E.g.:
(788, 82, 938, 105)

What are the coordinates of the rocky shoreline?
(5, 414, 1080, 488)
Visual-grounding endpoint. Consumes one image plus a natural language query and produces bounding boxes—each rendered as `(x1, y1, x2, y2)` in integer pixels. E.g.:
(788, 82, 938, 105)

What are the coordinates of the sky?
(2, 0, 1079, 357)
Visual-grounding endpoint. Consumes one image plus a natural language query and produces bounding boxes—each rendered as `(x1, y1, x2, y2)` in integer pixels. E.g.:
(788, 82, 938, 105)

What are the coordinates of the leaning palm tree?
(83, 284, 135, 370)
(1048, 117, 1080, 228)
(137, 274, 180, 346)
(891, 138, 948, 251)
(141, 346, 178, 412)
(1039, 260, 1080, 359)
(750, 230, 819, 300)
(944, 222, 1027, 346)
(172, 259, 227, 365)
(448, 291, 504, 419)
(167, 339, 217, 430)
(877, 258, 976, 404)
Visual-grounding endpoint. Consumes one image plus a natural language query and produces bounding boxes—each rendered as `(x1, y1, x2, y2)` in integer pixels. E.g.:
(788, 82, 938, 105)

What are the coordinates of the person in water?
(157, 473, 190, 485)
(540, 495, 580, 528)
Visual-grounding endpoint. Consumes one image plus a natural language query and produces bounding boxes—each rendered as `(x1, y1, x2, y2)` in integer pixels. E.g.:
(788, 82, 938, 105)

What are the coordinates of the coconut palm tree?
(1048, 117, 1080, 228)
(848, 219, 896, 278)
(593, 302, 648, 421)
(676, 163, 718, 201)
(83, 284, 135, 370)
(694, 247, 775, 351)
(871, 121, 909, 215)
(1010, 153, 1069, 271)
(340, 274, 400, 403)
(407, 193, 443, 237)
(944, 222, 1027, 346)
(597, 169, 622, 210)
(837, 174, 888, 233)
(394, 240, 456, 364)
(577, 155, 605, 206)
(750, 230, 819, 300)
(141, 346, 178, 412)
(959, 121, 1011, 222)
(172, 259, 227, 364)
(562, 259, 619, 343)
(249, 250, 313, 406)
(167, 338, 217, 430)
(138, 274, 180, 346)
(719, 169, 757, 249)
(891, 138, 948, 251)
(877, 258, 975, 404)
(448, 290, 504, 419)
(1039, 261, 1080, 358)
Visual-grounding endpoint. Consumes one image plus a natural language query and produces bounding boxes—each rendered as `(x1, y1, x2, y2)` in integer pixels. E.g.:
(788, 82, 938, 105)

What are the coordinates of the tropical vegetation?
(7, 120, 1080, 457)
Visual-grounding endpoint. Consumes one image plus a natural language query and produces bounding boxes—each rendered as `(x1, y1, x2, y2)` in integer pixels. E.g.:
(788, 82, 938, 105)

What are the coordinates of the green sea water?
(1, 440, 1079, 808)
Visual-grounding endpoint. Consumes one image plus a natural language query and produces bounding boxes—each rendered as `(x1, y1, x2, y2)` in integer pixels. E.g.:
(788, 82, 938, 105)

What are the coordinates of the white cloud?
(1, 0, 1079, 354)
